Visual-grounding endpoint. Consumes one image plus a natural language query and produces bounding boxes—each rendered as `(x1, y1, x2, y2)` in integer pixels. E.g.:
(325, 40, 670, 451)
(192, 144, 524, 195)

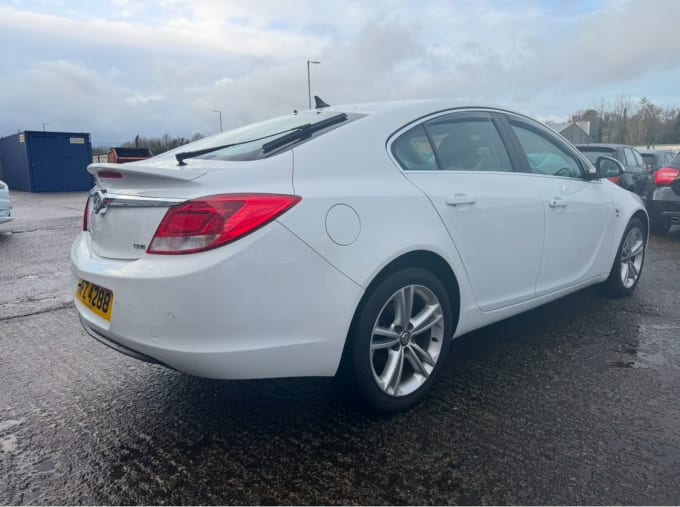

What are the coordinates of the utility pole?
(42, 122, 50, 132)
(213, 110, 223, 132)
(622, 107, 627, 144)
(306, 60, 320, 109)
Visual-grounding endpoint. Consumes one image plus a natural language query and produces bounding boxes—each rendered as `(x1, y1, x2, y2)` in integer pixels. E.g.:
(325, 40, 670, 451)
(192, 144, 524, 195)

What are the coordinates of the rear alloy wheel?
(347, 267, 453, 412)
(605, 217, 646, 297)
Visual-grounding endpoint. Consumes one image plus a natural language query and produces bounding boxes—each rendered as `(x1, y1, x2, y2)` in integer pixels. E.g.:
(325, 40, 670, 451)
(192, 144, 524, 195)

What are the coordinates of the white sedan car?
(71, 100, 647, 412)
(0, 180, 12, 224)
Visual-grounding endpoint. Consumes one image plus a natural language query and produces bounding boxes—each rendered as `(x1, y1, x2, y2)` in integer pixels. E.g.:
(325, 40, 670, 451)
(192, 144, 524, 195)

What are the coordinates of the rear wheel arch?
(339, 250, 461, 371)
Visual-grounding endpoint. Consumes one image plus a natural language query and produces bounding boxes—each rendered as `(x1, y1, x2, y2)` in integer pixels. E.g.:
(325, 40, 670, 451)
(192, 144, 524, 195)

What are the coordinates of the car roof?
(576, 143, 634, 150)
(322, 99, 532, 121)
(639, 149, 673, 155)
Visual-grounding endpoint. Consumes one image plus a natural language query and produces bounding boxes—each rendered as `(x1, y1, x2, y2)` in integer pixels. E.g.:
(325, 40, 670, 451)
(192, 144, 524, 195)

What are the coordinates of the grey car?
(639, 149, 677, 172)
(0, 180, 12, 224)
(647, 153, 680, 234)
(576, 144, 653, 202)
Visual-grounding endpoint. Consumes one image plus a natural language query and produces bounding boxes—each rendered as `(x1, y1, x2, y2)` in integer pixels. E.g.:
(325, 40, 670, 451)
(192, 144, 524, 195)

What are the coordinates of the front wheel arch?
(631, 209, 649, 238)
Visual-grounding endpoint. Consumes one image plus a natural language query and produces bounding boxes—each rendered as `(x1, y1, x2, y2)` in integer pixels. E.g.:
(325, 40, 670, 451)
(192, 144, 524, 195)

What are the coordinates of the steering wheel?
(555, 167, 572, 177)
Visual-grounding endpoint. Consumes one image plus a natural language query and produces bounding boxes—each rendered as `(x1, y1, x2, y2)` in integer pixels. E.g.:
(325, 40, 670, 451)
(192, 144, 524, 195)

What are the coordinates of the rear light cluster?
(147, 194, 301, 255)
(607, 176, 621, 185)
(655, 167, 680, 186)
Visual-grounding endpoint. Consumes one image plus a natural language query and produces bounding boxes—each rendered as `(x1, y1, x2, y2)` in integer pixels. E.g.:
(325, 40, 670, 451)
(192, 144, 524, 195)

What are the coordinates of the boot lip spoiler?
(88, 162, 207, 182)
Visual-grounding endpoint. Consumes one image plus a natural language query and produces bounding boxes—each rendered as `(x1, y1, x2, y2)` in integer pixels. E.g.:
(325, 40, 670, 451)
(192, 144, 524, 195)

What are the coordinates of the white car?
(0, 180, 12, 224)
(71, 100, 648, 412)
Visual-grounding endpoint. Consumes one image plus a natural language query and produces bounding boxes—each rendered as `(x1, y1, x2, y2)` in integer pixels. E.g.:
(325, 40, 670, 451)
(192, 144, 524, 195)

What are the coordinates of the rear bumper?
(649, 187, 680, 221)
(79, 314, 165, 366)
(71, 221, 363, 379)
(0, 206, 12, 224)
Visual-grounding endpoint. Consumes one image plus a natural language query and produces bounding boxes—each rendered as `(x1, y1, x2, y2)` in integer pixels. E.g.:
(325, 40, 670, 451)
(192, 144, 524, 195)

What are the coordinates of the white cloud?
(0, 0, 679, 145)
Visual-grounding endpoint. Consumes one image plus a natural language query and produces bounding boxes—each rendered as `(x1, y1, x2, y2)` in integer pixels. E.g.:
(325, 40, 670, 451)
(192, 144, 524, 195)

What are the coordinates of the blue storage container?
(0, 131, 94, 192)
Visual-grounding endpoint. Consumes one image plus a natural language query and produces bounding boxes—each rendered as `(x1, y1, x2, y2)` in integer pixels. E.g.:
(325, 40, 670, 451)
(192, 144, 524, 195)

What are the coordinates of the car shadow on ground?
(74, 283, 649, 504)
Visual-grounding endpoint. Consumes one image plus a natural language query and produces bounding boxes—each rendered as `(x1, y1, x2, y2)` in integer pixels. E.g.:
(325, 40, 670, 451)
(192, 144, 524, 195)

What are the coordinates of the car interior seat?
(437, 135, 480, 171)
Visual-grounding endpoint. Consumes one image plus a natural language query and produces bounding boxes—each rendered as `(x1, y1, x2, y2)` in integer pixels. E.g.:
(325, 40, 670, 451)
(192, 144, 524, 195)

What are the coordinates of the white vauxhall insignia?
(71, 100, 648, 412)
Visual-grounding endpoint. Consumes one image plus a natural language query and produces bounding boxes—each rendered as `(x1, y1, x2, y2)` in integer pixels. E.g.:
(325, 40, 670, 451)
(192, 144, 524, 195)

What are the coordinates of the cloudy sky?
(1, 0, 679, 146)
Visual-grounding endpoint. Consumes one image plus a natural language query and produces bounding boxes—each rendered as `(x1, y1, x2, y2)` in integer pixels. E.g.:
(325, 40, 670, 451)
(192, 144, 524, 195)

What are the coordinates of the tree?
(631, 97, 662, 147)
(665, 112, 680, 144)
(119, 133, 197, 155)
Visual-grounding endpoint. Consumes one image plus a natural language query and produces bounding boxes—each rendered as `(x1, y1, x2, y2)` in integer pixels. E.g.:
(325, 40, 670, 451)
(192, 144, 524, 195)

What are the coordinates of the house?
(546, 121, 591, 144)
(107, 147, 153, 163)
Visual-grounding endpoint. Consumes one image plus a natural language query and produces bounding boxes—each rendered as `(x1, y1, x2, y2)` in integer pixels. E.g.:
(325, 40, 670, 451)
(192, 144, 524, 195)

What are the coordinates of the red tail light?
(147, 194, 301, 255)
(608, 176, 621, 185)
(97, 171, 123, 179)
(83, 197, 90, 231)
(655, 167, 680, 186)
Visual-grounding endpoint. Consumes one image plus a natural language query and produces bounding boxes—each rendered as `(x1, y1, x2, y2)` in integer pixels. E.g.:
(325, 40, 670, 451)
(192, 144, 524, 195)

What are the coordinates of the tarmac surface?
(1, 191, 679, 505)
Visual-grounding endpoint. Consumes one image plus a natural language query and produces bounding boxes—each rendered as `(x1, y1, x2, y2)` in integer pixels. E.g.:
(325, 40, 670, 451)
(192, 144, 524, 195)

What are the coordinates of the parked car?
(639, 149, 676, 172)
(646, 153, 680, 234)
(0, 180, 12, 224)
(576, 144, 653, 202)
(71, 101, 648, 412)
(672, 177, 680, 196)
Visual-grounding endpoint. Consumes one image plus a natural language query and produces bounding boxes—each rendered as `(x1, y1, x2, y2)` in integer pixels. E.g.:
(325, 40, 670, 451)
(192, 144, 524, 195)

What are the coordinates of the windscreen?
(154, 110, 359, 163)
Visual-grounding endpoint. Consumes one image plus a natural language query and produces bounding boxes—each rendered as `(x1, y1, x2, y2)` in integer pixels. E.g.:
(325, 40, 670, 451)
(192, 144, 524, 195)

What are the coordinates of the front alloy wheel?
(605, 217, 646, 297)
(346, 267, 454, 412)
(619, 226, 644, 289)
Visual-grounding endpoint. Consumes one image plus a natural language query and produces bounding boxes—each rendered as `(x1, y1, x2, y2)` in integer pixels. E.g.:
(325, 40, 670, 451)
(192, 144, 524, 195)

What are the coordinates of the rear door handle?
(548, 197, 567, 208)
(445, 193, 476, 206)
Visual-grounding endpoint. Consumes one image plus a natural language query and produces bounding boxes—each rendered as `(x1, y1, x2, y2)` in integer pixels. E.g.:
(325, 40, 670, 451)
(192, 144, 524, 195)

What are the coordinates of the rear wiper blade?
(175, 126, 308, 166)
(262, 113, 348, 154)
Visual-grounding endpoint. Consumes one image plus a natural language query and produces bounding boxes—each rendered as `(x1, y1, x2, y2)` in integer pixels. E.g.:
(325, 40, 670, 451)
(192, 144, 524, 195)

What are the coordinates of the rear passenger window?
(624, 148, 637, 167)
(391, 125, 437, 171)
(426, 118, 513, 172)
(632, 150, 645, 168)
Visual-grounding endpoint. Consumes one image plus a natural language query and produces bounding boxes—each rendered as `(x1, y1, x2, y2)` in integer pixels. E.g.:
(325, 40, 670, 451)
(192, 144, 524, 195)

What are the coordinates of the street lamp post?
(306, 60, 320, 109)
(213, 109, 223, 132)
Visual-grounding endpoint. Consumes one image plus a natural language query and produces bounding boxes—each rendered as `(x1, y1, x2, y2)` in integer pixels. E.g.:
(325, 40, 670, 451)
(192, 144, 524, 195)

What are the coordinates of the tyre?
(344, 267, 454, 412)
(604, 217, 646, 297)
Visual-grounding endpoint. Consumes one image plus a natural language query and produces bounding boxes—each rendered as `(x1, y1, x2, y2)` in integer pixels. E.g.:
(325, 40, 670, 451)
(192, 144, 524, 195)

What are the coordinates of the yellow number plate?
(76, 279, 114, 322)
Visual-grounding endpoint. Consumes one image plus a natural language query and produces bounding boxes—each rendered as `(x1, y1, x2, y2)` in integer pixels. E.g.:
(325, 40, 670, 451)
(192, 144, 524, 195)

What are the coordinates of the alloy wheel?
(370, 284, 445, 397)
(619, 226, 644, 289)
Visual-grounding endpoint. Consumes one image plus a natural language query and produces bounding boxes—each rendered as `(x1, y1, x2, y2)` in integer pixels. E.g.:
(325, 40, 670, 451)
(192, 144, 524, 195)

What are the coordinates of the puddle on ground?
(0, 418, 22, 454)
(633, 323, 680, 370)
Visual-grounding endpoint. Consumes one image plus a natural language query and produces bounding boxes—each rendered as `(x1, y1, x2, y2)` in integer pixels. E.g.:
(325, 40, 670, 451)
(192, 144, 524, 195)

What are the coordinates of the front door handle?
(548, 197, 567, 208)
(445, 193, 476, 206)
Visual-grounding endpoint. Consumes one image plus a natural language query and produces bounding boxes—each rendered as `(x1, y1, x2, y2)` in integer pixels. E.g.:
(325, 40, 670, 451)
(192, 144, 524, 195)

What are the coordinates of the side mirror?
(671, 177, 680, 197)
(595, 156, 624, 179)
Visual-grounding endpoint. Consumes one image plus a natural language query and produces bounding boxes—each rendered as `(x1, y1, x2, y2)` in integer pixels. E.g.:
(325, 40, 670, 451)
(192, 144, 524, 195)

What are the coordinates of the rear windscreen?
(154, 110, 364, 163)
(641, 154, 656, 166)
(668, 153, 680, 169)
(578, 148, 616, 165)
